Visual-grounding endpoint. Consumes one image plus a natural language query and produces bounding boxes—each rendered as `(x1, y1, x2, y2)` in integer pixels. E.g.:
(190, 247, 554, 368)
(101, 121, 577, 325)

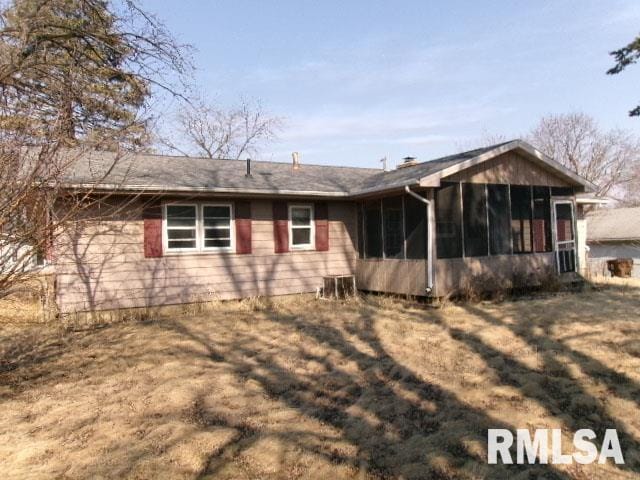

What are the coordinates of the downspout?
(405, 186, 434, 294)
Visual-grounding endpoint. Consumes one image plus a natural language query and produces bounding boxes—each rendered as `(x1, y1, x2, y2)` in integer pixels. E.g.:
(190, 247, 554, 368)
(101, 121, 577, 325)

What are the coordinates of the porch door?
(552, 201, 577, 273)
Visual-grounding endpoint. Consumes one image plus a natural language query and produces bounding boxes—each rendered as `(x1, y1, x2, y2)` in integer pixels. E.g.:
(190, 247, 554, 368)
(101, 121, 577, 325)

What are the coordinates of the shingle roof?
(587, 207, 640, 242)
(61, 140, 588, 197)
(62, 150, 381, 196)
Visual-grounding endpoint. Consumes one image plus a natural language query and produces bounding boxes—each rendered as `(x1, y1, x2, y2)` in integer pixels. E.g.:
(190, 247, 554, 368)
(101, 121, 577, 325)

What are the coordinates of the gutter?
(61, 183, 351, 198)
(404, 186, 434, 294)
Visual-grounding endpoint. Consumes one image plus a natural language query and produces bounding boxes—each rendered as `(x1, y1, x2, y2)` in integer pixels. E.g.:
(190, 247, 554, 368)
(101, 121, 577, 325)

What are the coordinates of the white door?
(552, 201, 577, 273)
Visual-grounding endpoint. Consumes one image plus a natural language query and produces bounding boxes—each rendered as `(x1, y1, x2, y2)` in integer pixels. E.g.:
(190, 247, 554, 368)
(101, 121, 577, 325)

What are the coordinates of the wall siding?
(356, 259, 426, 296)
(445, 152, 572, 186)
(435, 253, 556, 296)
(54, 199, 358, 312)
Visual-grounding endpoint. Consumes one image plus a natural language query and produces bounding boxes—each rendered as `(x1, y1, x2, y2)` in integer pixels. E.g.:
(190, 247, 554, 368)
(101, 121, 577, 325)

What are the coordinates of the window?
(436, 183, 463, 258)
(383, 196, 404, 259)
(462, 183, 488, 257)
(164, 203, 233, 252)
(532, 186, 552, 252)
(165, 204, 197, 250)
(404, 194, 427, 259)
(487, 184, 511, 255)
(363, 200, 383, 258)
(289, 205, 314, 249)
(510, 185, 533, 253)
(203, 205, 232, 249)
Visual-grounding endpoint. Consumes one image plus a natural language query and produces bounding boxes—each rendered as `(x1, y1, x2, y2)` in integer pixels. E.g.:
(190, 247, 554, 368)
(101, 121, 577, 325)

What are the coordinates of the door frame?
(551, 198, 578, 274)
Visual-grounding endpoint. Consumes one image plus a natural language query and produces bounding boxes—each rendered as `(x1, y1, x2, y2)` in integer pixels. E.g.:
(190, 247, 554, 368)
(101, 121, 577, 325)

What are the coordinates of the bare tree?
(0, 0, 191, 301)
(456, 131, 510, 152)
(160, 97, 281, 159)
(526, 112, 640, 199)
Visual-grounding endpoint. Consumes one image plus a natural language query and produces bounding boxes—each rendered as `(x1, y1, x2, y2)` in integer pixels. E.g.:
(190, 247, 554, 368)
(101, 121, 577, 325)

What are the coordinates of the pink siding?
(54, 199, 358, 313)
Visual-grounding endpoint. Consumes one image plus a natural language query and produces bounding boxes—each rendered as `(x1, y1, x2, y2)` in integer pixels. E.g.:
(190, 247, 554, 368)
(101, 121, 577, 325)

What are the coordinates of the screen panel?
(382, 196, 404, 259)
(510, 185, 533, 253)
(436, 183, 463, 259)
(487, 184, 511, 255)
(363, 200, 383, 258)
(462, 183, 488, 257)
(404, 194, 427, 259)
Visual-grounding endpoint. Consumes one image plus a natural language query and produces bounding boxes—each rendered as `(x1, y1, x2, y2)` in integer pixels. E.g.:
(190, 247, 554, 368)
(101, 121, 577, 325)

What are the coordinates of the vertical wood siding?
(54, 199, 357, 312)
(444, 152, 573, 186)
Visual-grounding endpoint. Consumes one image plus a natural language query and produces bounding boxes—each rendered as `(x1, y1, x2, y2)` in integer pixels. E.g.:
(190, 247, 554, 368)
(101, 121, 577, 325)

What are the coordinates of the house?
(586, 206, 640, 278)
(51, 139, 594, 313)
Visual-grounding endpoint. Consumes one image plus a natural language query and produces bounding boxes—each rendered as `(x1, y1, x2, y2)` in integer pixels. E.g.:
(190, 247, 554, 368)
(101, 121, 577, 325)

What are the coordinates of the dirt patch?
(0, 281, 639, 479)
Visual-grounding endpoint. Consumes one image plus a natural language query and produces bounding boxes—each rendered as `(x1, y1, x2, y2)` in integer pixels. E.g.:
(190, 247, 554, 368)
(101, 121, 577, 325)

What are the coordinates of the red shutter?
(143, 202, 163, 258)
(235, 201, 252, 254)
(273, 201, 289, 253)
(315, 201, 329, 251)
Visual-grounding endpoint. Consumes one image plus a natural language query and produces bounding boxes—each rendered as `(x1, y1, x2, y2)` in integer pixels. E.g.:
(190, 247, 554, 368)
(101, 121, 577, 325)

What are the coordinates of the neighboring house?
(586, 207, 640, 278)
(52, 139, 594, 313)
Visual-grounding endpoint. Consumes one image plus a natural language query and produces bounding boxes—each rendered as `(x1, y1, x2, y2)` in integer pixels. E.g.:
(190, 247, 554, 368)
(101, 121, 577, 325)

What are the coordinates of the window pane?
(204, 228, 230, 239)
(488, 184, 511, 255)
(436, 183, 462, 259)
(383, 196, 404, 259)
(556, 203, 574, 241)
(363, 200, 383, 258)
(168, 229, 196, 240)
(291, 207, 311, 226)
(292, 228, 311, 245)
(167, 205, 196, 218)
(203, 206, 230, 218)
(404, 194, 427, 260)
(168, 240, 196, 249)
(167, 218, 197, 227)
(166, 205, 196, 228)
(533, 186, 552, 252)
(511, 185, 533, 253)
(462, 183, 488, 257)
(204, 239, 231, 248)
(203, 218, 230, 228)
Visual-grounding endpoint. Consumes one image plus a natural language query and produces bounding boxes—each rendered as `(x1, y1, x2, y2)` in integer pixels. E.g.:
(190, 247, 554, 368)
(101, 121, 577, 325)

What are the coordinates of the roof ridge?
(133, 151, 383, 172)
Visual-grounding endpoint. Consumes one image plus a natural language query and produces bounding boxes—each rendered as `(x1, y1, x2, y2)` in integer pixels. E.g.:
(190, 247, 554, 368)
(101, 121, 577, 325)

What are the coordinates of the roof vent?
(397, 156, 418, 169)
(292, 151, 300, 170)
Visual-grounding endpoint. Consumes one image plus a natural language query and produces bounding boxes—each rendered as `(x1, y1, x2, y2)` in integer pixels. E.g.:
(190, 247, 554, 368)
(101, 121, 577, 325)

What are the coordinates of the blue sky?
(146, 0, 640, 168)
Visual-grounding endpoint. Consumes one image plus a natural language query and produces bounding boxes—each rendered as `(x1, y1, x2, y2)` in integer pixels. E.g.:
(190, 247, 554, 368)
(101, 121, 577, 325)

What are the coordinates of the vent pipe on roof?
(245, 158, 252, 177)
(397, 156, 418, 169)
(292, 151, 300, 170)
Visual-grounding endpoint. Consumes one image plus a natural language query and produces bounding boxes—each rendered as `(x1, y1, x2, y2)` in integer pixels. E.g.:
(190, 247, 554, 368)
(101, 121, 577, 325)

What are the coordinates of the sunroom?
(354, 143, 590, 297)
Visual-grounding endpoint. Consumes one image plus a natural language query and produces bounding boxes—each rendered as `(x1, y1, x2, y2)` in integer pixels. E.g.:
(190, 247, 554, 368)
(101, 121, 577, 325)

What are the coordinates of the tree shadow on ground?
(160, 301, 576, 479)
(1, 284, 638, 479)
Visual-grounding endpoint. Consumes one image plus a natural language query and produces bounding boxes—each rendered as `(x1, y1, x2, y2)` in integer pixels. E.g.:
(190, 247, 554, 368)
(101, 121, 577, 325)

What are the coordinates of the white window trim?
(163, 203, 199, 253)
(162, 202, 235, 254)
(288, 204, 315, 251)
(200, 203, 235, 252)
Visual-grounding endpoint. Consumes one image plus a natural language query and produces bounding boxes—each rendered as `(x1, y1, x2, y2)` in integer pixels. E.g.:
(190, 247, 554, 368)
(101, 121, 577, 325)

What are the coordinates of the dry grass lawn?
(1, 279, 640, 479)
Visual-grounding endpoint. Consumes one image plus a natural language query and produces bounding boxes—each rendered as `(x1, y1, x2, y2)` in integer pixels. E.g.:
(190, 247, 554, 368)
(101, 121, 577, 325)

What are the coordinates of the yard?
(1, 280, 639, 479)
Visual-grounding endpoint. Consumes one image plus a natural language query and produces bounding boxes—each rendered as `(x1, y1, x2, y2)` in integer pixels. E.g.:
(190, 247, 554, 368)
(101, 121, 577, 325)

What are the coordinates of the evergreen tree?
(0, 0, 190, 148)
(608, 33, 640, 117)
